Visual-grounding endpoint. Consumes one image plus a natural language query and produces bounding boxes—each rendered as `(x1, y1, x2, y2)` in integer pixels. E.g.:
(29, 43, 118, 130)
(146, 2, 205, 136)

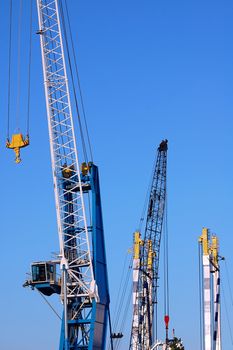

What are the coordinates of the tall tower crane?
(24, 1, 110, 349)
(130, 140, 168, 350)
(199, 228, 222, 350)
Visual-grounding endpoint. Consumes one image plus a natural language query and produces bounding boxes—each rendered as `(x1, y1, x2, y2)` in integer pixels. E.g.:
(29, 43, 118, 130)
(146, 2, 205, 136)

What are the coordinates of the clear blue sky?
(1, 1, 233, 349)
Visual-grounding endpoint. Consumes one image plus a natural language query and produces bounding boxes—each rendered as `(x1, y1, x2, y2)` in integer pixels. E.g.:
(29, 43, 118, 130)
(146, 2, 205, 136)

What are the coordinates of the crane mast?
(130, 140, 168, 350)
(36, 0, 95, 298)
(24, 1, 110, 349)
(199, 228, 222, 350)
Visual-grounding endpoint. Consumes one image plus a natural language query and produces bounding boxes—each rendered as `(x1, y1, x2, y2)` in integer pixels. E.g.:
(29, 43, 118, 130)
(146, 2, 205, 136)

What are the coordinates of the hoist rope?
(224, 259, 233, 309)
(36, 289, 62, 320)
(7, 0, 32, 138)
(222, 281, 233, 345)
(26, 0, 33, 136)
(107, 308, 114, 350)
(58, 0, 92, 223)
(107, 252, 132, 350)
(16, 0, 23, 132)
(222, 260, 233, 345)
(59, 0, 90, 165)
(64, 0, 94, 163)
(138, 156, 156, 232)
(7, 0, 13, 139)
(115, 286, 132, 350)
(111, 252, 130, 320)
(163, 197, 169, 327)
(112, 257, 132, 332)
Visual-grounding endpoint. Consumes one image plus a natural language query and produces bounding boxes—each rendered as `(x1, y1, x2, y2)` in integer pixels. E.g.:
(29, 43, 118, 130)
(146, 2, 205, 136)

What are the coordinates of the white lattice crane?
(24, 1, 111, 349)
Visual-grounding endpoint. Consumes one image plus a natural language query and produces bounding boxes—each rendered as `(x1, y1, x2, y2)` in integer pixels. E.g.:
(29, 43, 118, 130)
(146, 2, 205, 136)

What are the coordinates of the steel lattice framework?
(130, 140, 168, 350)
(199, 230, 222, 350)
(36, 0, 98, 347)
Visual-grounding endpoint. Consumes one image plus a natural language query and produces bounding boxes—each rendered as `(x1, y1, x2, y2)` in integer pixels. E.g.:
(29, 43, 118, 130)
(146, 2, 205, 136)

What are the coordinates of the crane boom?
(36, 0, 95, 298)
(130, 140, 168, 350)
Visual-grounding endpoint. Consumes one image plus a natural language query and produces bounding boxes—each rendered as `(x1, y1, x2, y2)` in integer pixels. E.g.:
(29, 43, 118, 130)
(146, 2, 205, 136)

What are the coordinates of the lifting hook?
(6, 133, 29, 163)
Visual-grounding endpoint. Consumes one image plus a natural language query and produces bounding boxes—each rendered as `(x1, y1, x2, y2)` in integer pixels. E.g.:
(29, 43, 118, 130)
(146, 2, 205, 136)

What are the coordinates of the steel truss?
(36, 0, 98, 348)
(130, 140, 168, 350)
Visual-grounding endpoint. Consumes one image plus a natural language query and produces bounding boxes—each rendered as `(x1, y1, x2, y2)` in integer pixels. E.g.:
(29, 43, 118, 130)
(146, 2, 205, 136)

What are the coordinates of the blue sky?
(1, 0, 233, 349)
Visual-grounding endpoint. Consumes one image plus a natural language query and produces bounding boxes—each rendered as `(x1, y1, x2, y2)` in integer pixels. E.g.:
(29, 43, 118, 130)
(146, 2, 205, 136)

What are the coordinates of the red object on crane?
(164, 315, 170, 329)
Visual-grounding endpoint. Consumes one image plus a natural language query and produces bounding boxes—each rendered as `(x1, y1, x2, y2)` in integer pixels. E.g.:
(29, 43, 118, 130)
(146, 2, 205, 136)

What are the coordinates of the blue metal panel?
(57, 163, 110, 350)
(89, 164, 110, 349)
(59, 316, 65, 350)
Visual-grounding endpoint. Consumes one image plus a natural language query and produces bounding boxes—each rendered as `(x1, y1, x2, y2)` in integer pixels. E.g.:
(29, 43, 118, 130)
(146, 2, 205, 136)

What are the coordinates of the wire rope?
(108, 253, 132, 350)
(163, 198, 169, 315)
(7, 0, 13, 139)
(26, 0, 33, 136)
(58, 0, 93, 226)
(163, 196, 169, 345)
(222, 282, 233, 345)
(138, 156, 156, 232)
(107, 308, 114, 350)
(64, 0, 94, 162)
(115, 286, 132, 350)
(59, 0, 89, 164)
(113, 257, 132, 331)
(224, 260, 233, 309)
(36, 289, 62, 320)
(112, 252, 131, 314)
(16, 0, 23, 132)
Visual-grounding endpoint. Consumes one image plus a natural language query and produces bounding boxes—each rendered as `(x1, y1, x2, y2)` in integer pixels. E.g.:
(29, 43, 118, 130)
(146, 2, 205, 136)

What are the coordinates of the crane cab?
(27, 261, 61, 296)
(32, 261, 56, 283)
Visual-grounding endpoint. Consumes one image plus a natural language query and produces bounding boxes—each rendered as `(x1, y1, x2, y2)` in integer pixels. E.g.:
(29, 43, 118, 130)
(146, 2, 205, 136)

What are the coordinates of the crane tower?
(199, 228, 222, 350)
(130, 140, 168, 350)
(24, 1, 110, 349)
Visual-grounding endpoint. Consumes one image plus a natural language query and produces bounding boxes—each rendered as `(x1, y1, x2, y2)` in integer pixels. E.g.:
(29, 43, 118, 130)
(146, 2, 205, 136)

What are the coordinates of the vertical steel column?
(212, 235, 221, 350)
(199, 228, 212, 350)
(203, 255, 211, 350)
(131, 232, 142, 350)
(213, 270, 221, 350)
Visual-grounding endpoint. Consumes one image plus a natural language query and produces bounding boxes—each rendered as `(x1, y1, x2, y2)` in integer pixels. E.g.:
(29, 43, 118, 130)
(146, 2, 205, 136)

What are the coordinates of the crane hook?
(6, 133, 29, 163)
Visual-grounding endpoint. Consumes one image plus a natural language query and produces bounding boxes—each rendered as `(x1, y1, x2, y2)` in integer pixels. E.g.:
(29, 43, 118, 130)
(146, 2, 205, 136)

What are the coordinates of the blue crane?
(24, 1, 110, 349)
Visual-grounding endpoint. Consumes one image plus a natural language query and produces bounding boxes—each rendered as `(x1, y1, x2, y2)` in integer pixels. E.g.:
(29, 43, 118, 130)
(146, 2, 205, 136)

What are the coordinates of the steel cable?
(113, 258, 132, 332)
(138, 155, 156, 232)
(64, 0, 94, 162)
(163, 197, 169, 342)
(108, 253, 132, 350)
(26, 0, 33, 136)
(59, 0, 89, 164)
(115, 286, 132, 350)
(36, 289, 62, 320)
(7, 0, 13, 139)
(222, 282, 233, 345)
(224, 260, 233, 309)
(16, 0, 23, 131)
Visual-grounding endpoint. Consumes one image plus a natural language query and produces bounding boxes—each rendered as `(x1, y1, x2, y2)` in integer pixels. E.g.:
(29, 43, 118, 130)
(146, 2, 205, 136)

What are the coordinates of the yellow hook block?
(6, 133, 29, 163)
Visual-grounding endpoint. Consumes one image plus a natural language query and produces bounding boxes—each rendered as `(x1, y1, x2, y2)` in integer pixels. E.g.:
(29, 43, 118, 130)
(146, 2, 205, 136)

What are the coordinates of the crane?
(130, 140, 168, 350)
(23, 1, 110, 349)
(199, 228, 222, 350)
